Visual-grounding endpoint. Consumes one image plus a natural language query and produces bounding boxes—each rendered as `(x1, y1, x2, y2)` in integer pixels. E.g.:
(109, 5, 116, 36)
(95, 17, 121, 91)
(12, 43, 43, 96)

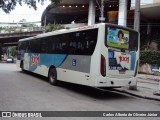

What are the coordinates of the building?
(41, 0, 131, 26)
(41, 0, 159, 50)
(131, 0, 160, 50)
(131, 0, 160, 21)
(131, 0, 160, 32)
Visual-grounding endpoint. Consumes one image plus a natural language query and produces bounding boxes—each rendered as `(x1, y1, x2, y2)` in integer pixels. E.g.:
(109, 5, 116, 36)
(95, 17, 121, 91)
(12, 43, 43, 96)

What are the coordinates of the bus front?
(99, 24, 139, 88)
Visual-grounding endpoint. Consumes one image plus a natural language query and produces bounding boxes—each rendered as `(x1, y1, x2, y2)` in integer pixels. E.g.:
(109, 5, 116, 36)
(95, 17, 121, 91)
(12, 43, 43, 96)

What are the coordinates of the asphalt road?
(0, 63, 160, 120)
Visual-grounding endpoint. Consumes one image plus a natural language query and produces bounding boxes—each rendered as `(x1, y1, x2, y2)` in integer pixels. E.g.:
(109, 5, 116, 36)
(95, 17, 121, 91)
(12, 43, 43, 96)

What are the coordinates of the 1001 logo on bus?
(31, 54, 40, 65)
(119, 56, 129, 63)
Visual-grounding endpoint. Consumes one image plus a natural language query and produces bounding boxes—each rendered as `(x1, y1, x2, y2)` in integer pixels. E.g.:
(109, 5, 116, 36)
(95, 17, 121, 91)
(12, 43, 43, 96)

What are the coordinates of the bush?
(140, 51, 160, 66)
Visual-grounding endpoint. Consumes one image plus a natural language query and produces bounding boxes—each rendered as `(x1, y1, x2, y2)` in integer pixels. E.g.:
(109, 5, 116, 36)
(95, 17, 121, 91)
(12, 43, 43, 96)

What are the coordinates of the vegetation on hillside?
(46, 23, 65, 32)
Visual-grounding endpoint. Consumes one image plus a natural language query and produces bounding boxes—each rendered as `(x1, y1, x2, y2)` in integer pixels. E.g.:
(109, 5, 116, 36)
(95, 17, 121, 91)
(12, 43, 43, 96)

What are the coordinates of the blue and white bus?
(17, 23, 139, 88)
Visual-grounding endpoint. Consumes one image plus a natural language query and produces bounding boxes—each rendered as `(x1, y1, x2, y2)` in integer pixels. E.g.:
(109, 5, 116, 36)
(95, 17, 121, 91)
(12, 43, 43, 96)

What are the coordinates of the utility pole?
(134, 0, 140, 32)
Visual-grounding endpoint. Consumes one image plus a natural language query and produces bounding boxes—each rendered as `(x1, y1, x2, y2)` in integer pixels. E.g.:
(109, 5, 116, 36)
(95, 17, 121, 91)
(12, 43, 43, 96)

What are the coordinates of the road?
(0, 63, 160, 120)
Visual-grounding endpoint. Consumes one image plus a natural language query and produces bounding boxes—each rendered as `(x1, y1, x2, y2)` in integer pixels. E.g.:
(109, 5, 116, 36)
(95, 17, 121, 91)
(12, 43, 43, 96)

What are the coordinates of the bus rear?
(97, 24, 139, 88)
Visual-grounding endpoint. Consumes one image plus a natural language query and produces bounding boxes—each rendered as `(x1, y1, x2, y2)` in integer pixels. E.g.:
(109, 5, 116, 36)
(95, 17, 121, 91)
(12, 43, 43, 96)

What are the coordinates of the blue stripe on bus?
(40, 54, 67, 67)
(28, 53, 67, 72)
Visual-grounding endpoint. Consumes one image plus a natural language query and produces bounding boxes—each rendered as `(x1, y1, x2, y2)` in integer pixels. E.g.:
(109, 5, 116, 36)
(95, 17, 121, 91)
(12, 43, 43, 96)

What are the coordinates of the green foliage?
(140, 51, 160, 66)
(46, 23, 64, 32)
(140, 26, 160, 50)
(21, 23, 37, 28)
(0, 26, 22, 33)
(0, 24, 37, 32)
(19, 19, 37, 27)
(10, 46, 17, 57)
(0, 26, 18, 31)
(19, 19, 27, 23)
(0, 0, 62, 13)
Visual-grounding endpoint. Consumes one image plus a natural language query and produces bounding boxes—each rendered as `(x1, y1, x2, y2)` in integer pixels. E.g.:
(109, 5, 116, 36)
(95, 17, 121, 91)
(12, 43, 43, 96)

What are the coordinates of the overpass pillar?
(88, 0, 96, 25)
(118, 0, 127, 27)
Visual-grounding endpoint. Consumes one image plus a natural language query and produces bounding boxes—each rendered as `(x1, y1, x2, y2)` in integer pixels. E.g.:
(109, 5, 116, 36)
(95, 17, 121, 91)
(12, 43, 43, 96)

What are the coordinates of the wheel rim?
(50, 71, 55, 83)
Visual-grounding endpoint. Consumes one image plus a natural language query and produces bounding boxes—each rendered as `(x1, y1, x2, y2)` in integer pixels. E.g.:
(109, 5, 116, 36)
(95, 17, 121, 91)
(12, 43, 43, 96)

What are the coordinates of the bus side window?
(30, 39, 41, 53)
(51, 42, 56, 53)
(69, 42, 77, 54)
(56, 42, 61, 53)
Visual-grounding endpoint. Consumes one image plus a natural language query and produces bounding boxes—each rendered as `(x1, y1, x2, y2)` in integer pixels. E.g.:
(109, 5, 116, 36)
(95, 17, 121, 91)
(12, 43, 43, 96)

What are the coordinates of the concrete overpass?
(0, 27, 44, 47)
(0, 26, 43, 60)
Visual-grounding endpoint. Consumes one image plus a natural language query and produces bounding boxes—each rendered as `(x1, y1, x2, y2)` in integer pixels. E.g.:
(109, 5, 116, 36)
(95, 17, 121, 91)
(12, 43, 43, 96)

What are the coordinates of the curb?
(113, 89, 160, 101)
(153, 92, 160, 96)
(95, 87, 160, 101)
(138, 77, 160, 82)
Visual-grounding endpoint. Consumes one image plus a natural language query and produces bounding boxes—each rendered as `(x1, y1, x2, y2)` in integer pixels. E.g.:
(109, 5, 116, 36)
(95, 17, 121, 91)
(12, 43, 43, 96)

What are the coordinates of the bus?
(17, 23, 139, 88)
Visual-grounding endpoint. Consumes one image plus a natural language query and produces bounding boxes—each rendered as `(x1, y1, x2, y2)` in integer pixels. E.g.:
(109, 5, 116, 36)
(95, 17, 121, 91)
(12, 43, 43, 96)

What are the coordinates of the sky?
(0, 0, 51, 23)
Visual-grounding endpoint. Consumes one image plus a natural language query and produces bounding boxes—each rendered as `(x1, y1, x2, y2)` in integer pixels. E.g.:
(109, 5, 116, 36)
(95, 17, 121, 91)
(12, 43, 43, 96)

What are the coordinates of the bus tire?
(48, 68, 58, 86)
(20, 61, 24, 72)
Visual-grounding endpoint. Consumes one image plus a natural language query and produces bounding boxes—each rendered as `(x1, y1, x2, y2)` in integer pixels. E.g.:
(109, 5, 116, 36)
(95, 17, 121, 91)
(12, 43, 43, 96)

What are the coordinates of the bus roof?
(19, 23, 138, 42)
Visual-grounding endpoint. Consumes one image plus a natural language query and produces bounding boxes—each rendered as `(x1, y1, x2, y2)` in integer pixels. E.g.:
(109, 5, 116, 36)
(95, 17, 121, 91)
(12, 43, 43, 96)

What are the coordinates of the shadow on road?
(58, 82, 131, 100)
(19, 71, 132, 100)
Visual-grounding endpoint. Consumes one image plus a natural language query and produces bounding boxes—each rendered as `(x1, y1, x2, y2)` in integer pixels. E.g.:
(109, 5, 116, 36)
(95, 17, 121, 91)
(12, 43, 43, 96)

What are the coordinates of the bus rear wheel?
(48, 68, 58, 86)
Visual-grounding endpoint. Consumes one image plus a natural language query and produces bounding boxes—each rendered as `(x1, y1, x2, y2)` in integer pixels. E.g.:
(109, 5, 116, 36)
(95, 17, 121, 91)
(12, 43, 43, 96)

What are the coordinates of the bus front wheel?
(20, 61, 24, 72)
(48, 68, 58, 86)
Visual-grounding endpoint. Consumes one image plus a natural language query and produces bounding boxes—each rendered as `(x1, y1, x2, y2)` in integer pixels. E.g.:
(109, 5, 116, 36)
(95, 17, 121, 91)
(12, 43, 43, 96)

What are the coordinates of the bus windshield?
(106, 26, 138, 51)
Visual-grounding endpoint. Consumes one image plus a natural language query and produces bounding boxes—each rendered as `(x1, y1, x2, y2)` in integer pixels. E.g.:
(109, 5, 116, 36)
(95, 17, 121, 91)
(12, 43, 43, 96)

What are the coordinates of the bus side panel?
(57, 55, 91, 85)
(28, 53, 67, 77)
(57, 68, 90, 85)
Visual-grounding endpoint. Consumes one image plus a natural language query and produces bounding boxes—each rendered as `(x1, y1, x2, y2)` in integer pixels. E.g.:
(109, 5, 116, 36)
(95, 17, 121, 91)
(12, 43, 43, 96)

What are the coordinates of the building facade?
(41, 0, 131, 26)
(131, 0, 160, 50)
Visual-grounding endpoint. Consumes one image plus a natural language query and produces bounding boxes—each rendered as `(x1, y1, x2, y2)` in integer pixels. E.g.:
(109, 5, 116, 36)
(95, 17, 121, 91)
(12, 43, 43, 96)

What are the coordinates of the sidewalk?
(115, 74, 160, 101)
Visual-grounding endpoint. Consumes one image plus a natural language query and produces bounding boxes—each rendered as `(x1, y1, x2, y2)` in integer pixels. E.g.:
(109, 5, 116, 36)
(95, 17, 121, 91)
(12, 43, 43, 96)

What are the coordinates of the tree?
(10, 46, 17, 57)
(19, 19, 27, 23)
(19, 19, 36, 27)
(0, 0, 62, 13)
